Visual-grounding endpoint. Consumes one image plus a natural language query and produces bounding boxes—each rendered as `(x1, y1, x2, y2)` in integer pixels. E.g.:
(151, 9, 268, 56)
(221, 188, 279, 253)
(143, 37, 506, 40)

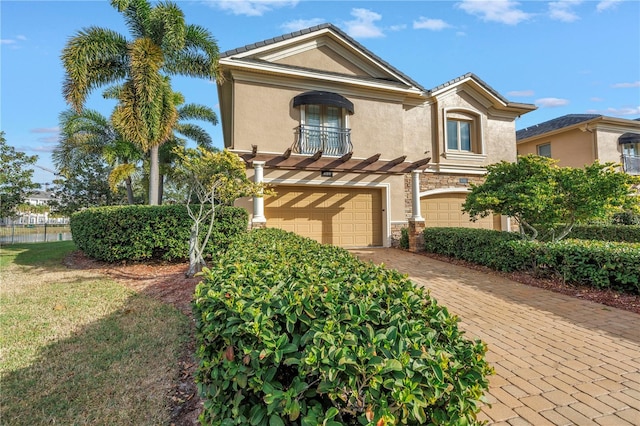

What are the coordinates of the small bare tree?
(173, 147, 267, 277)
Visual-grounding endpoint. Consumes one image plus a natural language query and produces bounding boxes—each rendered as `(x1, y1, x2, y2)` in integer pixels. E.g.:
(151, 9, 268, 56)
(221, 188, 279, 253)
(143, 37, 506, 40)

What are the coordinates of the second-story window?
(447, 119, 472, 151)
(443, 109, 483, 156)
(537, 143, 552, 158)
(301, 105, 346, 155)
(293, 91, 354, 157)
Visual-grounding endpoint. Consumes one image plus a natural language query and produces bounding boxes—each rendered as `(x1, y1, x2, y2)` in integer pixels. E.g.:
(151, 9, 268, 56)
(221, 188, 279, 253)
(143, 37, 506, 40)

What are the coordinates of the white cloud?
(31, 145, 57, 153)
(507, 90, 534, 97)
(548, 1, 582, 23)
(587, 106, 640, 116)
(535, 97, 570, 107)
(31, 127, 60, 134)
(413, 17, 452, 31)
(37, 136, 59, 144)
(457, 0, 532, 25)
(389, 24, 407, 31)
(590, 97, 604, 102)
(16, 35, 27, 41)
(280, 18, 324, 32)
(207, 0, 298, 17)
(344, 8, 385, 38)
(1, 39, 16, 45)
(612, 81, 640, 88)
(456, 31, 467, 36)
(597, 0, 622, 12)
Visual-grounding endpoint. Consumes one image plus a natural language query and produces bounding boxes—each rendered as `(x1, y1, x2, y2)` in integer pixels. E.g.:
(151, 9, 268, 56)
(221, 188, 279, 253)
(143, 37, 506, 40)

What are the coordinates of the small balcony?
(294, 124, 352, 156)
(623, 154, 640, 175)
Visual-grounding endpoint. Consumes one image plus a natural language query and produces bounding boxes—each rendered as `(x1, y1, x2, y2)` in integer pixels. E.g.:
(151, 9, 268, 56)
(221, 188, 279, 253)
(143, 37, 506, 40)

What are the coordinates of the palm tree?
(55, 108, 142, 204)
(55, 97, 218, 205)
(61, 0, 220, 205)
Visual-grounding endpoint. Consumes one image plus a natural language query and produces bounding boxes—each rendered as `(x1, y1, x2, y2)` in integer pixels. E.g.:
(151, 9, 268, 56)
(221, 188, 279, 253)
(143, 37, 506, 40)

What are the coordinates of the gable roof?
(220, 23, 427, 92)
(428, 72, 508, 103)
(515, 114, 640, 142)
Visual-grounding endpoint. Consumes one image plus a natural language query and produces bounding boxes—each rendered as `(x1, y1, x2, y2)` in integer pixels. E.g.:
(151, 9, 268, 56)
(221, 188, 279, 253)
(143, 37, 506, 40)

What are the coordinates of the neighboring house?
(218, 24, 536, 247)
(1, 190, 68, 225)
(516, 114, 640, 175)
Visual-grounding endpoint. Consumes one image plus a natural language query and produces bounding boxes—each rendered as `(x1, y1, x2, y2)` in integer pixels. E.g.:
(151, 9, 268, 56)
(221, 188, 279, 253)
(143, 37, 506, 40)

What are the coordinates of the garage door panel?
(421, 193, 494, 229)
(265, 186, 382, 247)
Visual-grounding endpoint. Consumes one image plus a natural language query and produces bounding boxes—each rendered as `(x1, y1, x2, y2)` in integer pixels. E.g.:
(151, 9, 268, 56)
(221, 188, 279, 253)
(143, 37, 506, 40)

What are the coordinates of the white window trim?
(442, 107, 485, 158)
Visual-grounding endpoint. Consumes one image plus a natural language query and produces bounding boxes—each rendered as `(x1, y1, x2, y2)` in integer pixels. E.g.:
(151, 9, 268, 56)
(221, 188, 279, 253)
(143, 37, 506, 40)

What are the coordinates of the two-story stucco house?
(516, 114, 640, 175)
(219, 24, 536, 248)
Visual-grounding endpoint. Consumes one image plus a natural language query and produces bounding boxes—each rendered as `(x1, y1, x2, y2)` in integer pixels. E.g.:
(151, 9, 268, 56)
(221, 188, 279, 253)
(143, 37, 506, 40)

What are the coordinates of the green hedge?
(71, 205, 248, 262)
(568, 225, 640, 243)
(194, 228, 492, 426)
(422, 228, 529, 272)
(422, 228, 640, 294)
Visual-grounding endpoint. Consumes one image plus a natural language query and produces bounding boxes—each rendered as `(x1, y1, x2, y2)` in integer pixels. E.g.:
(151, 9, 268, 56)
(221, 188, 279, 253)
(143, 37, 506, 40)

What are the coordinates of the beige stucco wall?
(230, 78, 419, 162)
(517, 128, 595, 167)
(595, 128, 626, 165)
(430, 90, 519, 167)
(274, 44, 370, 77)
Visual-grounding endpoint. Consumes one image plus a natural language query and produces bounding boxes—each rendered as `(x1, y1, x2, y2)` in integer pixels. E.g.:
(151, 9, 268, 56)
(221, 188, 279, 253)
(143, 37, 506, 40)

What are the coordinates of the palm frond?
(108, 162, 137, 192)
(111, 0, 151, 40)
(178, 104, 218, 125)
(61, 27, 128, 111)
(148, 1, 186, 51)
(174, 123, 212, 149)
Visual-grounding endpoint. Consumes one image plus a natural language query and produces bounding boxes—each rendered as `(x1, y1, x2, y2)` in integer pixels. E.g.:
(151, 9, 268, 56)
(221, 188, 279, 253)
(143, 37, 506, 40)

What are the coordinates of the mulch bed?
(63, 249, 639, 425)
(417, 251, 640, 315)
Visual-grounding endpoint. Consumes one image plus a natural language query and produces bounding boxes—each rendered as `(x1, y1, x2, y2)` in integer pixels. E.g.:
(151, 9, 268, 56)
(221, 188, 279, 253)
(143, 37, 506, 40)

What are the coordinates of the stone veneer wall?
(403, 172, 487, 218)
(390, 222, 406, 248)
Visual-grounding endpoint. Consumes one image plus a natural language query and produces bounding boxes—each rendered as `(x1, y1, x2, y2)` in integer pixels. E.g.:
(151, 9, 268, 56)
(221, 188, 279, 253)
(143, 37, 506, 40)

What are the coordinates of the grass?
(0, 242, 191, 425)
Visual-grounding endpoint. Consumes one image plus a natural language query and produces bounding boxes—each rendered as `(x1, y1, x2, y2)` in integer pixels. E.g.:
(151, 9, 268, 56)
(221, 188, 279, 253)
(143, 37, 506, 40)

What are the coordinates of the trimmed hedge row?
(71, 205, 248, 262)
(568, 225, 640, 243)
(423, 228, 640, 294)
(194, 228, 493, 426)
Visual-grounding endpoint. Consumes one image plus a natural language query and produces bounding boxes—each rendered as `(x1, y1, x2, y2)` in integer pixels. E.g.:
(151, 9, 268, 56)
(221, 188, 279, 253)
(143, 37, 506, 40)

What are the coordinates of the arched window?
(444, 109, 483, 155)
(293, 91, 354, 156)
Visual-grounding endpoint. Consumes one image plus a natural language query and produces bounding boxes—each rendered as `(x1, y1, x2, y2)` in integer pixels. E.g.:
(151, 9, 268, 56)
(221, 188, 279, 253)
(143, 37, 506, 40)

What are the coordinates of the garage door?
(264, 186, 383, 247)
(421, 193, 495, 229)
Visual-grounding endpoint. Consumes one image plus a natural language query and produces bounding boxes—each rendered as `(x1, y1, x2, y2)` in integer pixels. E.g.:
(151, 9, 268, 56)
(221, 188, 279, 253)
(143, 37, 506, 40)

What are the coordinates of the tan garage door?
(421, 193, 496, 229)
(264, 186, 383, 247)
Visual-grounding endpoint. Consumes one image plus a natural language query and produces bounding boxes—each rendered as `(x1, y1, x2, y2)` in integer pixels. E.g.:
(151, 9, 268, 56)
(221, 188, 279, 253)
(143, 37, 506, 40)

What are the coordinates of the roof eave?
(219, 57, 424, 96)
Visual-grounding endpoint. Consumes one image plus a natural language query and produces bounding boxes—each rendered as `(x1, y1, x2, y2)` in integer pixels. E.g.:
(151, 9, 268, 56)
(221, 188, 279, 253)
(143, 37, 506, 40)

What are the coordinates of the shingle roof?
(220, 23, 427, 92)
(428, 72, 509, 104)
(516, 114, 602, 140)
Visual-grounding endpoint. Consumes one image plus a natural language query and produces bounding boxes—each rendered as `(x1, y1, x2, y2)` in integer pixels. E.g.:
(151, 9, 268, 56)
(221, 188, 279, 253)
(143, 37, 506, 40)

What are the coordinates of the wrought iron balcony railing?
(294, 124, 352, 156)
(623, 154, 640, 175)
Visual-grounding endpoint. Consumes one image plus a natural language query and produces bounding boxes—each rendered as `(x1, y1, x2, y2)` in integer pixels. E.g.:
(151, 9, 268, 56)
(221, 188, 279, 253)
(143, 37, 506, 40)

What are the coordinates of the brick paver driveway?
(351, 248, 640, 426)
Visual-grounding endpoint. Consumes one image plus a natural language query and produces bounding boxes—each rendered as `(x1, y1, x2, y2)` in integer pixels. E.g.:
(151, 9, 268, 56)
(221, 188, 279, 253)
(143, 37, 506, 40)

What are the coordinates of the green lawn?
(0, 242, 191, 425)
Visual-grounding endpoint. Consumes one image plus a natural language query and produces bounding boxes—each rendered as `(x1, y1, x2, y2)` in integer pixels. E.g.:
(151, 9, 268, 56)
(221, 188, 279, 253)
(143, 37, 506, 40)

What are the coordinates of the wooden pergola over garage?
(239, 148, 431, 247)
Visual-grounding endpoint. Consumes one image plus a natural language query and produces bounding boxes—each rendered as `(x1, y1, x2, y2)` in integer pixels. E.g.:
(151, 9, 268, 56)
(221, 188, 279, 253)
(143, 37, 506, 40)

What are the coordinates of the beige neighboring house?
(516, 114, 640, 175)
(218, 24, 536, 247)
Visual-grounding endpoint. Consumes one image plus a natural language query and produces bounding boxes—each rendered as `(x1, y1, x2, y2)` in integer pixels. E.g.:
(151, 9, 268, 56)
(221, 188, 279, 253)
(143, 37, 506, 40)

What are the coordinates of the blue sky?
(2, 0, 639, 184)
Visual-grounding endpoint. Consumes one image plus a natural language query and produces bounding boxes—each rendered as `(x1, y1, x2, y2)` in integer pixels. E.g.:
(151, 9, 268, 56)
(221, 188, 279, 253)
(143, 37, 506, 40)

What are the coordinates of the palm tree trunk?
(125, 176, 134, 204)
(158, 173, 164, 205)
(149, 145, 160, 205)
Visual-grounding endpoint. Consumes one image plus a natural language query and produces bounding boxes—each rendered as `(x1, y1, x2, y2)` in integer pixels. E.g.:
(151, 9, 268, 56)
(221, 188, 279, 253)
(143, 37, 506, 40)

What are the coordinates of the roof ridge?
(220, 23, 426, 92)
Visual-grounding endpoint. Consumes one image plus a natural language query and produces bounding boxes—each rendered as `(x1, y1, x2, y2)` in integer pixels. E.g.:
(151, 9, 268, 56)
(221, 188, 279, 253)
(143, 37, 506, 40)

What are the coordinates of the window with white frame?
(537, 143, 552, 158)
(299, 104, 350, 156)
(444, 110, 482, 155)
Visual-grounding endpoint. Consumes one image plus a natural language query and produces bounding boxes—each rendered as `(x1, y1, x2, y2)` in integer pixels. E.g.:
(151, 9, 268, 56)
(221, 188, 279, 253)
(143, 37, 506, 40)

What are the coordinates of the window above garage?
(293, 91, 354, 156)
(443, 109, 486, 161)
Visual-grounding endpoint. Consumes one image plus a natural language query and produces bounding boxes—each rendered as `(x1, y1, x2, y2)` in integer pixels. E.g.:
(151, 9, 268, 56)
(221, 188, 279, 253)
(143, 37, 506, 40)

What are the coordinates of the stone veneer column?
(252, 161, 266, 228)
(409, 170, 425, 252)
